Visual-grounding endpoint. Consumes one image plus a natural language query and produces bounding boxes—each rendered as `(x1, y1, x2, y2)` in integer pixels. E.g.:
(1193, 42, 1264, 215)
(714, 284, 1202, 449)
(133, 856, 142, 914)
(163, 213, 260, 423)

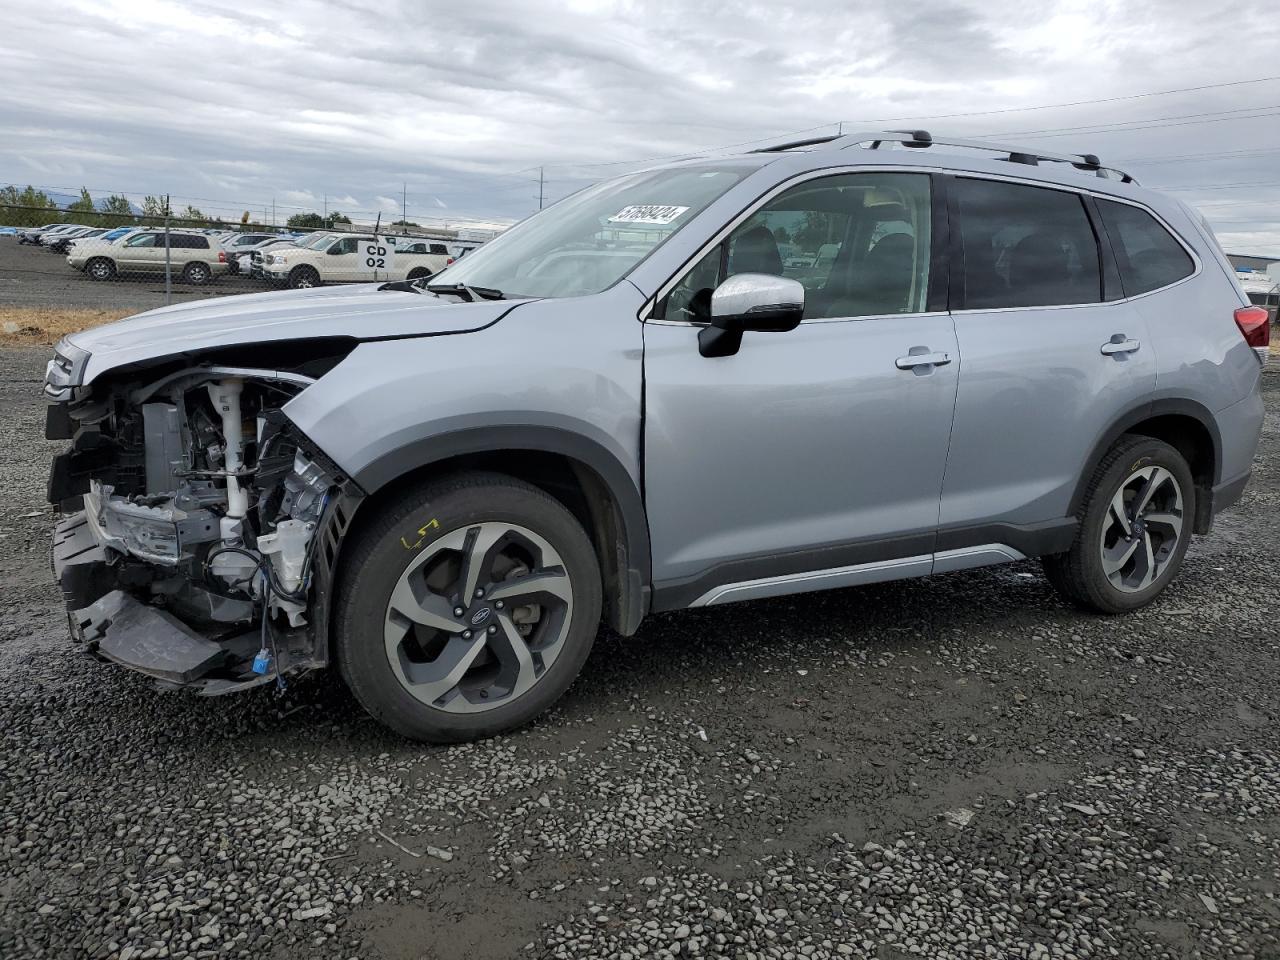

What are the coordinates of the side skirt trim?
(690, 555, 932, 607)
(684, 542, 1029, 609)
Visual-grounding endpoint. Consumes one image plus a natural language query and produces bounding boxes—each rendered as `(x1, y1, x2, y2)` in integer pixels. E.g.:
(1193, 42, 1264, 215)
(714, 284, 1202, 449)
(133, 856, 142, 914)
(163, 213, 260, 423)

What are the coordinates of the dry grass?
(0, 307, 131, 347)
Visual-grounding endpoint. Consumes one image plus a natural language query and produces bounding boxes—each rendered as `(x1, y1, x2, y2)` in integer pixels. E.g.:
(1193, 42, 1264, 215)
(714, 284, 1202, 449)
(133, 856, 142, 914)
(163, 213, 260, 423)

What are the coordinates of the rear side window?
(955, 178, 1101, 309)
(1095, 199, 1194, 296)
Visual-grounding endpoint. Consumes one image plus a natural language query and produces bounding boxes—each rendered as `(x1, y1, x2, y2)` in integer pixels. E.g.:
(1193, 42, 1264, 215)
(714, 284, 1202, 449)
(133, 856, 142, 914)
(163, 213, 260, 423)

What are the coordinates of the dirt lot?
(0, 238, 269, 312)
(0, 345, 1278, 960)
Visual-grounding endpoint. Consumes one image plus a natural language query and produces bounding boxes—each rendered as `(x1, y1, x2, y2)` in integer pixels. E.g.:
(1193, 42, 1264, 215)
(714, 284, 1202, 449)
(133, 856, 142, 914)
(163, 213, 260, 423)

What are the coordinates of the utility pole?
(271, 196, 276, 228)
(538, 167, 544, 211)
(163, 193, 171, 306)
(323, 194, 328, 226)
(402, 182, 407, 231)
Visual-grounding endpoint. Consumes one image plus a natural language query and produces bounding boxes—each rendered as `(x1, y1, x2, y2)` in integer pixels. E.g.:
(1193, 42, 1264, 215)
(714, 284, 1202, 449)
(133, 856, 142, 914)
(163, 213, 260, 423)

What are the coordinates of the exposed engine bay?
(48, 358, 353, 693)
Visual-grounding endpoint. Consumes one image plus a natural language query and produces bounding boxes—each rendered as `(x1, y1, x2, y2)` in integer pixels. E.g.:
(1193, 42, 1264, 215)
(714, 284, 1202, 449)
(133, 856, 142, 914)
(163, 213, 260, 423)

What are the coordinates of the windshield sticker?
(608, 205, 690, 225)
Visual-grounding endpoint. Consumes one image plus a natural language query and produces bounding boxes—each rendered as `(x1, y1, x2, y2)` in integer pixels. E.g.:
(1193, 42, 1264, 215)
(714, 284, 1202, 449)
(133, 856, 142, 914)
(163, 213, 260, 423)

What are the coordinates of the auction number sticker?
(607, 205, 690, 225)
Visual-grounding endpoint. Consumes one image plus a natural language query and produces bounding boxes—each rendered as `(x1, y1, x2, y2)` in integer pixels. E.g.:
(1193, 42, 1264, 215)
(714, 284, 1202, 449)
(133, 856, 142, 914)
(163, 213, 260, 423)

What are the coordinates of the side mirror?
(699, 273, 804, 357)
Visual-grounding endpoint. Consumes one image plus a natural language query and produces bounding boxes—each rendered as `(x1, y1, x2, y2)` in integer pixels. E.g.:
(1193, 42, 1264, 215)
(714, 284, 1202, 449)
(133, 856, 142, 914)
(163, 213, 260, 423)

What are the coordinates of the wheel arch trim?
(352, 425, 652, 632)
(1069, 397, 1222, 524)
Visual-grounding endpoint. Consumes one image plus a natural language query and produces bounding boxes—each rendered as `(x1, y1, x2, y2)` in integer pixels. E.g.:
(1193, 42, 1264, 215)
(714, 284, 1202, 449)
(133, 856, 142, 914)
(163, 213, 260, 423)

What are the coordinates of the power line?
(987, 106, 1280, 140)
(838, 75, 1280, 125)
(1114, 146, 1280, 166)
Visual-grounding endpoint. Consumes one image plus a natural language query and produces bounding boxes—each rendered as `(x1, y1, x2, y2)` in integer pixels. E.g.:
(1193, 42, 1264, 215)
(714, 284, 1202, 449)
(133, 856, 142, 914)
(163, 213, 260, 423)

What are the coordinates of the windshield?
(296, 232, 334, 249)
(433, 166, 745, 298)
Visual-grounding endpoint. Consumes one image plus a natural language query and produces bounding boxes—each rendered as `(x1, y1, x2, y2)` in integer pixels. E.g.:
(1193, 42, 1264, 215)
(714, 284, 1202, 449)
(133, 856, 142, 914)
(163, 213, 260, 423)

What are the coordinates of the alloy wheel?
(383, 521, 574, 713)
(1099, 465, 1184, 593)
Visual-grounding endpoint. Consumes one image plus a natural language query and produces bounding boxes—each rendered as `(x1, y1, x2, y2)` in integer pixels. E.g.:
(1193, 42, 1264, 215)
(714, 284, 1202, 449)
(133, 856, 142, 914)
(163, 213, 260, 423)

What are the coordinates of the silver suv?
(45, 131, 1267, 742)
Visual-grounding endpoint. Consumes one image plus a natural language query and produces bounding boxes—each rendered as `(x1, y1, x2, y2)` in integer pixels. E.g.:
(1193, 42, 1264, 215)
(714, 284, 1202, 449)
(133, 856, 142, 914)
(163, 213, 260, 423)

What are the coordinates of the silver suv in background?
(45, 130, 1266, 742)
(66, 229, 229, 285)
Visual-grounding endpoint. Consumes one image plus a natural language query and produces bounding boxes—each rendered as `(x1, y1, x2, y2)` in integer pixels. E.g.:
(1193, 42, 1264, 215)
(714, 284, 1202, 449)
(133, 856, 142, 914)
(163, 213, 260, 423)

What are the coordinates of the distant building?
(1228, 252, 1279, 273)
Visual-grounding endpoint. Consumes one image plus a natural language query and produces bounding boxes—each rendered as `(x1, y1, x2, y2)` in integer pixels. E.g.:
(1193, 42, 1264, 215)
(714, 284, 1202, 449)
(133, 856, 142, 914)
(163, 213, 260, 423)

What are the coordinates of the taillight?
(1235, 305, 1270, 364)
(218, 250, 226, 263)
(446, 257, 455, 265)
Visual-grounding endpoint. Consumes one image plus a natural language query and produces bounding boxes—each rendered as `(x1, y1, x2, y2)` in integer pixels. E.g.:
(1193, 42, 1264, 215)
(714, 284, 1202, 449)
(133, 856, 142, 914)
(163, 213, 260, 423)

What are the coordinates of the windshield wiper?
(424, 282, 505, 302)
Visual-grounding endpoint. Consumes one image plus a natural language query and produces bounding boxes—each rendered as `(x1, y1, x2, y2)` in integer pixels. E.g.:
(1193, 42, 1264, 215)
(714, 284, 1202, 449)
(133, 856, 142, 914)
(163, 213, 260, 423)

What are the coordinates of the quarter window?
(1095, 199, 1194, 296)
(660, 172, 932, 322)
(954, 179, 1101, 309)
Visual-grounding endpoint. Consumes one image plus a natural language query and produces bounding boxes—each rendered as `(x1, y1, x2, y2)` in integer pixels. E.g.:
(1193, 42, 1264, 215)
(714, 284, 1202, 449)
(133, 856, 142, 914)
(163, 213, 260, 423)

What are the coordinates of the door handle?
(896, 350, 951, 370)
(1100, 336, 1141, 356)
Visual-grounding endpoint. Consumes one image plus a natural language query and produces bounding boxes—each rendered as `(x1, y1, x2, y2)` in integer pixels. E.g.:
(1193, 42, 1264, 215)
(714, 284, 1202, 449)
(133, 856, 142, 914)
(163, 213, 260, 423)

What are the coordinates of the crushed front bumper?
(51, 511, 301, 695)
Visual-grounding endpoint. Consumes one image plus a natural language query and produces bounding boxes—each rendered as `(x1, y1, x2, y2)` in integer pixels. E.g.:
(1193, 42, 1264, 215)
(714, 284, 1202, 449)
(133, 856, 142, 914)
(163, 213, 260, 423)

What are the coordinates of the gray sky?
(2, 0, 1279, 251)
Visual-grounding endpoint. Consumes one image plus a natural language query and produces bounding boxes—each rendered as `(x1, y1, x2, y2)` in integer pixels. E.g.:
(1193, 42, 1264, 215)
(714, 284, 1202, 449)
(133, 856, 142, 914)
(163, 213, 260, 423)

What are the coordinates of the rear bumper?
(1211, 470, 1251, 516)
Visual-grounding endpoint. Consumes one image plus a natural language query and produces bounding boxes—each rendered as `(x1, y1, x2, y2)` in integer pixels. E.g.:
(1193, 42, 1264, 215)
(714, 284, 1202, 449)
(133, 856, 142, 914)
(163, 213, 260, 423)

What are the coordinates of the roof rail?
(748, 128, 1137, 184)
(750, 134, 844, 153)
(842, 130, 1138, 184)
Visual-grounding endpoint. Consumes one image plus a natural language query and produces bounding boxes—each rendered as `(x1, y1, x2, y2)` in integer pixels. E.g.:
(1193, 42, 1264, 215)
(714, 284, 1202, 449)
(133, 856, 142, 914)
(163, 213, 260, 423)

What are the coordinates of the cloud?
(0, 0, 1276, 248)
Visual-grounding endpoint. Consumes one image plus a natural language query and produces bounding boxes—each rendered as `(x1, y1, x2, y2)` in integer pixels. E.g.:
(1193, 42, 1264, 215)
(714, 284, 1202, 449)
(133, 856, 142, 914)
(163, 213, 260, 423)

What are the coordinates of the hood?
(66, 284, 530, 385)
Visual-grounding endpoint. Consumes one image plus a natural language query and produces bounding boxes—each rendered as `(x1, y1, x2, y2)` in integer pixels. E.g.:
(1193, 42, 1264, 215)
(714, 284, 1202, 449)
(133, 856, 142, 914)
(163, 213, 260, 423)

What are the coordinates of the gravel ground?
(0, 239, 272, 311)
(0, 344, 1277, 960)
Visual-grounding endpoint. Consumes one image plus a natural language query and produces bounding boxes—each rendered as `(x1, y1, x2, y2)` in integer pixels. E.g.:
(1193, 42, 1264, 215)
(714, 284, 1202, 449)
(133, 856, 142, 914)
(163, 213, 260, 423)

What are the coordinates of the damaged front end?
(47, 349, 358, 694)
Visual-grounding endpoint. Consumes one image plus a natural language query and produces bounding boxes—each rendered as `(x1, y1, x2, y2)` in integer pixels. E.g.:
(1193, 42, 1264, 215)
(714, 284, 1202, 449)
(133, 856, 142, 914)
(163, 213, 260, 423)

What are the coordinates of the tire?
(1043, 435, 1195, 614)
(406, 267, 432, 281)
(288, 266, 320, 289)
(86, 258, 115, 281)
(182, 262, 212, 286)
(336, 472, 603, 742)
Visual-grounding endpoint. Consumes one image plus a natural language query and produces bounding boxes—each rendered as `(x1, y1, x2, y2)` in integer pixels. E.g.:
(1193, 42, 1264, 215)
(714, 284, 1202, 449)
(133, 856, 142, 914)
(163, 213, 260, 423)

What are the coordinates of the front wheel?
(336, 472, 602, 742)
(1043, 435, 1194, 614)
(288, 266, 320, 289)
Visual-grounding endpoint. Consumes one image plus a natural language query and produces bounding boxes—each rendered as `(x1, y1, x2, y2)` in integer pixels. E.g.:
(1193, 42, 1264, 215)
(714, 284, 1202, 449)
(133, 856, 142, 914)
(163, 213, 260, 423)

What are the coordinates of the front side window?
(124, 233, 159, 248)
(660, 172, 932, 322)
(328, 237, 358, 255)
(1095, 199, 1194, 296)
(955, 178, 1101, 309)
(434, 166, 746, 298)
(430, 243, 448, 255)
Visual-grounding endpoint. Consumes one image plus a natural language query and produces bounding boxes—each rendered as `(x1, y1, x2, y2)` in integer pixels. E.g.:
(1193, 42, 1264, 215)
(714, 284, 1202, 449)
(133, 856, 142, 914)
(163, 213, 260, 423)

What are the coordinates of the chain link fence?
(0, 196, 497, 340)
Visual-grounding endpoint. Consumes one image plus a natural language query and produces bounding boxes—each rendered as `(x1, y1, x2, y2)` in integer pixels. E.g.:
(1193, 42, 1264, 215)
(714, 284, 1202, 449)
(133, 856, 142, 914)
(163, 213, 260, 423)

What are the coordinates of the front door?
(643, 170, 960, 607)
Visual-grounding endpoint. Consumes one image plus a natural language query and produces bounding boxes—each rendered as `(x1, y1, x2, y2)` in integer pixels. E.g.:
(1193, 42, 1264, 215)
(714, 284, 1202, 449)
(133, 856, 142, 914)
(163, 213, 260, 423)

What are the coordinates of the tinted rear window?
(1095, 199, 1194, 296)
(955, 178, 1101, 309)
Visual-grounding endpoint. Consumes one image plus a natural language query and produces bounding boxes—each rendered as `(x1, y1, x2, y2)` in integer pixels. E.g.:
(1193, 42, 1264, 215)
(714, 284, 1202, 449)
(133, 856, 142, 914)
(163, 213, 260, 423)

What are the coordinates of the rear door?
(938, 175, 1155, 549)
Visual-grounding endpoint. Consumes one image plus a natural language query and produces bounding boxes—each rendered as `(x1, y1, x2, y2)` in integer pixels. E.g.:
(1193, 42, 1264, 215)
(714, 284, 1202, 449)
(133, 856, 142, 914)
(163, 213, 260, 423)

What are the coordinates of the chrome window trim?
(638, 163, 1203, 323)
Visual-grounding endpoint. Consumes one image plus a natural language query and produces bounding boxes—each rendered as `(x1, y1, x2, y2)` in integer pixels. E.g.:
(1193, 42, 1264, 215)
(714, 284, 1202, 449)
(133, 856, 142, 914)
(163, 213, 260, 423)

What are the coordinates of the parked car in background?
(24, 223, 88, 246)
(221, 234, 290, 274)
(54, 228, 111, 254)
(19, 224, 64, 244)
(245, 234, 332, 279)
(67, 229, 229, 285)
(261, 233, 442, 287)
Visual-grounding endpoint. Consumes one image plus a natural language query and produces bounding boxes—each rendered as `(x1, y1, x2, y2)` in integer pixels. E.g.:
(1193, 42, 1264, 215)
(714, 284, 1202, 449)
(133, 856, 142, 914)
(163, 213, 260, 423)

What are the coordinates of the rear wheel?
(406, 267, 432, 281)
(289, 266, 320, 289)
(182, 262, 212, 285)
(336, 472, 602, 742)
(86, 257, 115, 281)
(1043, 435, 1194, 613)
